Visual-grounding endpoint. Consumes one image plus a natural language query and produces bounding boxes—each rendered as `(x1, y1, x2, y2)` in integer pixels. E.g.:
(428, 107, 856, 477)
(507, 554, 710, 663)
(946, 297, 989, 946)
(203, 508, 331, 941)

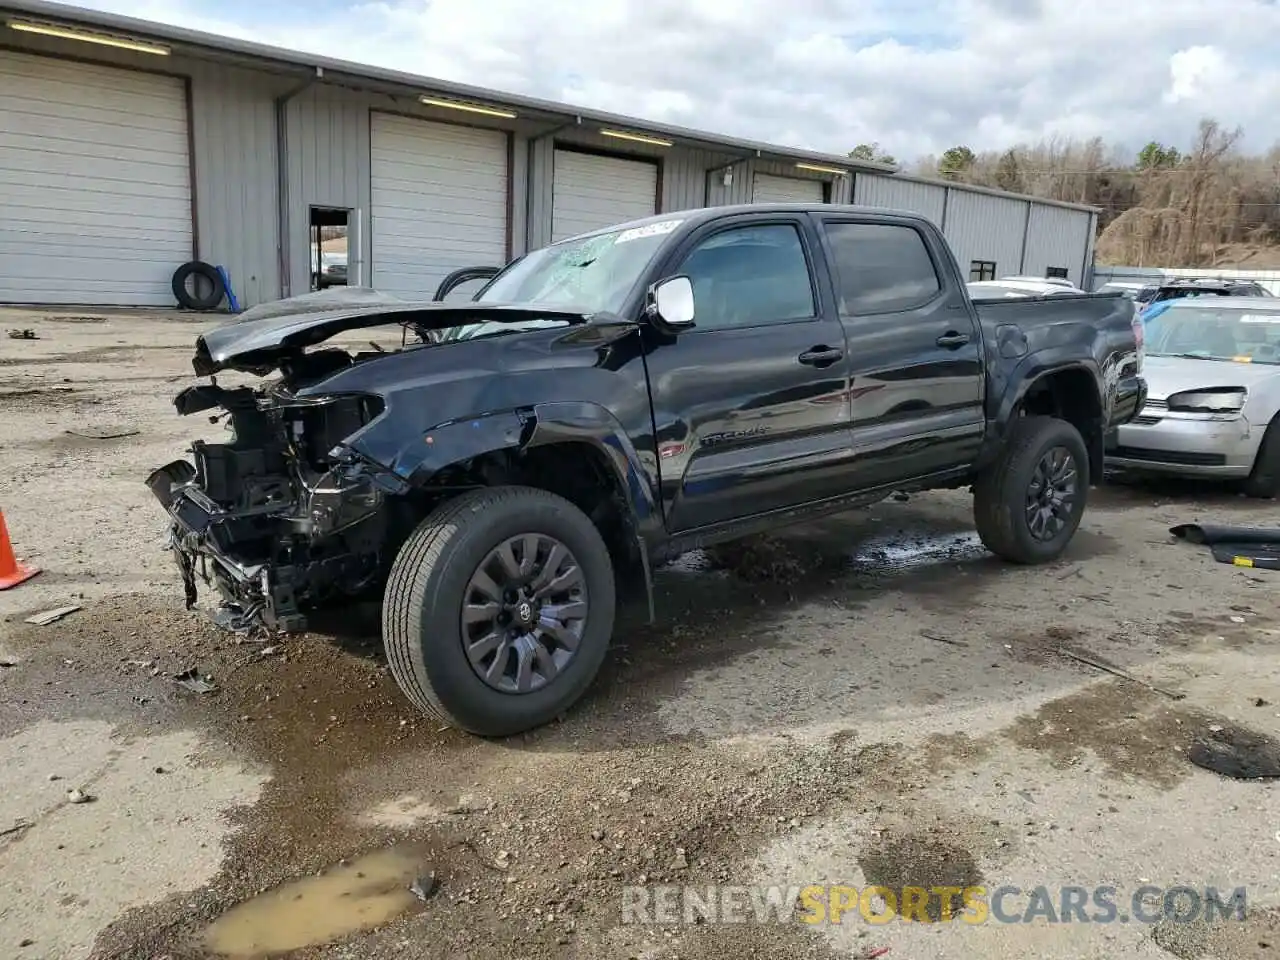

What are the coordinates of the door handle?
(936, 331, 971, 348)
(798, 346, 844, 367)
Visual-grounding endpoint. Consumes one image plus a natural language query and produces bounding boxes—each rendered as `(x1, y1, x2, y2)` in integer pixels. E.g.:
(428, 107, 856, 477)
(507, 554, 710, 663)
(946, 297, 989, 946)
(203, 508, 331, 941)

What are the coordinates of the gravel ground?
(2, 307, 1280, 960)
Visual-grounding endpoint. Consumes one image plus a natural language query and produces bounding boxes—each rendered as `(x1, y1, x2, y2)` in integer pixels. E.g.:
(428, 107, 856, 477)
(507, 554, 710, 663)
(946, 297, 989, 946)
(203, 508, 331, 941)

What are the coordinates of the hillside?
(856, 118, 1280, 269)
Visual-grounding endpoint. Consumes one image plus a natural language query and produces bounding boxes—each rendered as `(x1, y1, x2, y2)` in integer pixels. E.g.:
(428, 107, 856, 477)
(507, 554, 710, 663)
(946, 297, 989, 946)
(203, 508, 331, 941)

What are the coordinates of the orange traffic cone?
(0, 510, 39, 590)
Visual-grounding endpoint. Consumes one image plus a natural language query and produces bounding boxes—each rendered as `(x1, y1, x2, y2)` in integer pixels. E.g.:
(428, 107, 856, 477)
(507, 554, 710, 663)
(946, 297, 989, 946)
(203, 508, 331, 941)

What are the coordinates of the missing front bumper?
(149, 460, 309, 633)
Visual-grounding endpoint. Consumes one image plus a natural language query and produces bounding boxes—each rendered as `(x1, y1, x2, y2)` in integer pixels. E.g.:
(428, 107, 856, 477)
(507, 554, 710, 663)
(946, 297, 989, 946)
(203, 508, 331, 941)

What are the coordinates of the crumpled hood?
(192, 299, 591, 375)
(1141, 354, 1280, 400)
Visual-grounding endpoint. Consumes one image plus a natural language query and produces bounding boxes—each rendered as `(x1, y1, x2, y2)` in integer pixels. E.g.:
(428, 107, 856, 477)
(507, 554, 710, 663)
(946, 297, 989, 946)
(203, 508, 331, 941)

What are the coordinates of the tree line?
(849, 119, 1280, 267)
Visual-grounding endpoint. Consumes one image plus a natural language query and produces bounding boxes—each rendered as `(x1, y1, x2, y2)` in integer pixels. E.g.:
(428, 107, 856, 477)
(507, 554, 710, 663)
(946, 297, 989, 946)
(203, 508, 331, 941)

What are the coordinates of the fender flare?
(392, 401, 661, 541)
(993, 356, 1104, 431)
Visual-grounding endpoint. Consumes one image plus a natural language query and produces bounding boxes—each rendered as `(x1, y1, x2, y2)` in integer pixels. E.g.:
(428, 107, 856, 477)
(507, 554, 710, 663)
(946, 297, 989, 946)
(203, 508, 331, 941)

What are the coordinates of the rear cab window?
(820, 221, 943, 315)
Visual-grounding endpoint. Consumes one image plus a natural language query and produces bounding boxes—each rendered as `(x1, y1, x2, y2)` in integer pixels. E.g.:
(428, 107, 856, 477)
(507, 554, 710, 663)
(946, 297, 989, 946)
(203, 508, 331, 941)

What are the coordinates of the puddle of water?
(1187, 724, 1280, 780)
(847, 531, 986, 570)
(202, 843, 431, 958)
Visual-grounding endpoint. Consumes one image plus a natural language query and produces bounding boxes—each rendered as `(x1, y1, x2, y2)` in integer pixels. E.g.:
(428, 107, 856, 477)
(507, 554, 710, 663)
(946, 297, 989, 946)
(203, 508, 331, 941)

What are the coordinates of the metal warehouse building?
(0, 0, 1099, 309)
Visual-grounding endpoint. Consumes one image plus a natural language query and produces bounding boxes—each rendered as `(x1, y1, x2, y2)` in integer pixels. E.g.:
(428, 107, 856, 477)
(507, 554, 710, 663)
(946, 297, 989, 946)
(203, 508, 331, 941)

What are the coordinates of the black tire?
(382, 485, 616, 737)
(172, 260, 226, 311)
(974, 415, 1090, 565)
(1242, 416, 1280, 499)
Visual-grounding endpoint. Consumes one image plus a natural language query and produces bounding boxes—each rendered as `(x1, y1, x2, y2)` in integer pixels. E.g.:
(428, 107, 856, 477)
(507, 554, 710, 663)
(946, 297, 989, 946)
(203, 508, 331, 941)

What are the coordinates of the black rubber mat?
(1169, 523, 1280, 570)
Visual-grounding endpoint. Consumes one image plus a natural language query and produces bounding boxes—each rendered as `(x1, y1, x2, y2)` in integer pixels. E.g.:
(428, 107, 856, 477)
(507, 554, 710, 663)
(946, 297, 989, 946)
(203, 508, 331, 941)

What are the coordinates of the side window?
(824, 222, 943, 314)
(677, 224, 816, 331)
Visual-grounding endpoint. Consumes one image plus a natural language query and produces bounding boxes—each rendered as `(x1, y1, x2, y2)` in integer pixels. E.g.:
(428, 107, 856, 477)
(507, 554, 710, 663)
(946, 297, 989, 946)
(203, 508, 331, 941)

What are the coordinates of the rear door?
(642, 213, 853, 532)
(816, 215, 985, 486)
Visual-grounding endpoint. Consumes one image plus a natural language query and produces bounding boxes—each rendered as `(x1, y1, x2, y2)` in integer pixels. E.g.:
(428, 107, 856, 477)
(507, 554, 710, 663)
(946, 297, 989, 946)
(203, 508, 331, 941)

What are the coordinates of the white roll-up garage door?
(551, 149, 658, 242)
(370, 113, 509, 299)
(0, 51, 192, 306)
(752, 173, 825, 204)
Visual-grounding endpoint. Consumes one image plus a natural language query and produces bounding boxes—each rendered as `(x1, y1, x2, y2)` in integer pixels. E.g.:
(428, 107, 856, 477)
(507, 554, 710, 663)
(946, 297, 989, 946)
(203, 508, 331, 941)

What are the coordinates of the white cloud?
(58, 0, 1280, 160)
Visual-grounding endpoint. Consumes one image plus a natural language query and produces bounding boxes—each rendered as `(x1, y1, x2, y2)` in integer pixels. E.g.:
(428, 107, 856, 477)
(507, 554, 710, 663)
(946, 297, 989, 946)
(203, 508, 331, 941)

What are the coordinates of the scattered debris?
(1, 819, 33, 837)
(6, 328, 38, 340)
(891, 491, 910, 502)
(1056, 647, 1185, 700)
(23, 604, 82, 626)
(409, 872, 438, 902)
(64, 427, 140, 440)
(66, 788, 95, 805)
(920, 630, 968, 647)
(173, 668, 217, 694)
(1230, 615, 1247, 624)
(0, 656, 17, 667)
(1187, 724, 1280, 780)
(1256, 698, 1271, 708)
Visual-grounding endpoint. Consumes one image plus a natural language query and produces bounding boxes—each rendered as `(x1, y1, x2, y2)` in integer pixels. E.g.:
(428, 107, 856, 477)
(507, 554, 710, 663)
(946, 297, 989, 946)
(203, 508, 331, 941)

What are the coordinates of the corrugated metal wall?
(942, 189, 1028, 279)
(2, 28, 1099, 309)
(282, 86, 536, 299)
(1022, 203, 1092, 286)
(1, 30, 285, 307)
(853, 173, 947, 226)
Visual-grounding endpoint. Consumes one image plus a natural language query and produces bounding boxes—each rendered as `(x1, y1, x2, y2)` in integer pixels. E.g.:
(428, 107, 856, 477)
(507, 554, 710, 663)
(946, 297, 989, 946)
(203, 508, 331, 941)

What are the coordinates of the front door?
(642, 214, 853, 532)
(816, 215, 985, 488)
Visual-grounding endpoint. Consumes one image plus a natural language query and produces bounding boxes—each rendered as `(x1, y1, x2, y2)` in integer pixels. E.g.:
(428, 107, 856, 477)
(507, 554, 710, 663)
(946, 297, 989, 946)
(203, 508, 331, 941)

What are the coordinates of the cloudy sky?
(64, 0, 1280, 162)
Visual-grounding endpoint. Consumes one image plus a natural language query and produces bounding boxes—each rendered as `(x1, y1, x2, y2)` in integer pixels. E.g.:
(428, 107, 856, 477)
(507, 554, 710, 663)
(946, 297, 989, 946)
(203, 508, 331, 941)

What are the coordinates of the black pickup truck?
(148, 203, 1145, 736)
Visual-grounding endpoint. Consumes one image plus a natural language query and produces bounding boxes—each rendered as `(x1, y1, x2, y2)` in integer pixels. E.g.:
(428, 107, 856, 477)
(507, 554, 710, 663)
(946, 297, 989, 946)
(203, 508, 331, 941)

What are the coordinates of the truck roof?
(552, 203, 934, 245)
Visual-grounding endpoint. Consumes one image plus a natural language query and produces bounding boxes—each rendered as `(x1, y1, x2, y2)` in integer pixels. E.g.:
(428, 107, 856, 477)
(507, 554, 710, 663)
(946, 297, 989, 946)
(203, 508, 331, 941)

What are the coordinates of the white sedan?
(1104, 296, 1280, 497)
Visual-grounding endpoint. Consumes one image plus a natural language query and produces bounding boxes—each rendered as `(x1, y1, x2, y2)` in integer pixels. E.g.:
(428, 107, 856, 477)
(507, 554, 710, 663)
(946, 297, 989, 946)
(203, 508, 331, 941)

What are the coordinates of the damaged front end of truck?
(146, 295, 590, 634)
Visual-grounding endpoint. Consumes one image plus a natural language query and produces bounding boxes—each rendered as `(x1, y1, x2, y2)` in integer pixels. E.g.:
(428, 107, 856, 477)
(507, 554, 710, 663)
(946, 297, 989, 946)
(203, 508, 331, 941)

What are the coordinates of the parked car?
(148, 203, 1145, 736)
(968, 278, 1086, 300)
(1105, 296, 1280, 496)
(1140, 278, 1272, 314)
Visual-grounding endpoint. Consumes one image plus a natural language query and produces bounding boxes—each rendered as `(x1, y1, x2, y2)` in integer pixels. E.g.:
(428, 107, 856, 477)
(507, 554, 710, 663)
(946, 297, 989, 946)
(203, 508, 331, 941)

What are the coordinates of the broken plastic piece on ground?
(6, 329, 37, 340)
(23, 605, 82, 626)
(173, 668, 218, 694)
(1170, 522, 1280, 570)
(64, 427, 140, 440)
(1187, 723, 1280, 779)
(409, 871, 438, 902)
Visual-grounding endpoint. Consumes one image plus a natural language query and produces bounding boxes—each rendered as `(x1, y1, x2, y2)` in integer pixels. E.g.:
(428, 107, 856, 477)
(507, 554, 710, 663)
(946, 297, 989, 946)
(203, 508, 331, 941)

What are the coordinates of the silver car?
(1105, 296, 1280, 497)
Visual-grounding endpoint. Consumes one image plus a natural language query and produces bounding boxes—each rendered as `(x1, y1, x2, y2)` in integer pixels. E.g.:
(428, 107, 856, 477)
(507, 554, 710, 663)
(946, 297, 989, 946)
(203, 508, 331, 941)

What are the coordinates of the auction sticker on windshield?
(1238, 314, 1280, 323)
(615, 220, 683, 244)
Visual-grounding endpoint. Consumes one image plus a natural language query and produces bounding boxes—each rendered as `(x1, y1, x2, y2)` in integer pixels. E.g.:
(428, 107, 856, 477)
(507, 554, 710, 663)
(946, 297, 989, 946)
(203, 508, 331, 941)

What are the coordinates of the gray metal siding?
(187, 62, 281, 308)
(1022, 203, 1092, 286)
(283, 86, 369, 296)
(853, 173, 947, 226)
(943, 189, 1028, 280)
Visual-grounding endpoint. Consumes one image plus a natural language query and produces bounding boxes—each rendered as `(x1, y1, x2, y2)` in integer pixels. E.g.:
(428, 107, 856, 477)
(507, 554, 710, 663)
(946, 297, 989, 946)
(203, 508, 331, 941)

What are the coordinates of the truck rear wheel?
(973, 415, 1089, 565)
(382, 485, 616, 737)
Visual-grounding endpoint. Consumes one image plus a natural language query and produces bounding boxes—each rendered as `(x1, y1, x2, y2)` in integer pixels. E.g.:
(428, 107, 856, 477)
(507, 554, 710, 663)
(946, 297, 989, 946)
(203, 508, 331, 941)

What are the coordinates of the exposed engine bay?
(148, 345, 418, 633)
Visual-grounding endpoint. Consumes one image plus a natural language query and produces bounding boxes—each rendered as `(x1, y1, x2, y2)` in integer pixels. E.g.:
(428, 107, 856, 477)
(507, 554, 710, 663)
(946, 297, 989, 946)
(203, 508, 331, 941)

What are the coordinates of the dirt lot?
(3, 307, 1280, 960)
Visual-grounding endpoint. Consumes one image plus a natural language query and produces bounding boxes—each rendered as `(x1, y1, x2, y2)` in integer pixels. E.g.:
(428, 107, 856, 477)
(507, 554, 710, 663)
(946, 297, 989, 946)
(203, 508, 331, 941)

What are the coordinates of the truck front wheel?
(382, 485, 617, 737)
(973, 415, 1090, 565)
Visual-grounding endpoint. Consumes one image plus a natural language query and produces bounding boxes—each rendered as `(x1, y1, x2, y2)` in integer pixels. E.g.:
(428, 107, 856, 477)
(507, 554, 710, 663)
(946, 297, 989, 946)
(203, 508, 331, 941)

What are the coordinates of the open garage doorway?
(310, 207, 351, 291)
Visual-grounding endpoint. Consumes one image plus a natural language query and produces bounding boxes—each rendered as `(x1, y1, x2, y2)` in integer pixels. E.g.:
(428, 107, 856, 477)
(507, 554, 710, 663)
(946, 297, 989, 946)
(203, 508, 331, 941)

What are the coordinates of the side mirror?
(646, 275, 696, 333)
